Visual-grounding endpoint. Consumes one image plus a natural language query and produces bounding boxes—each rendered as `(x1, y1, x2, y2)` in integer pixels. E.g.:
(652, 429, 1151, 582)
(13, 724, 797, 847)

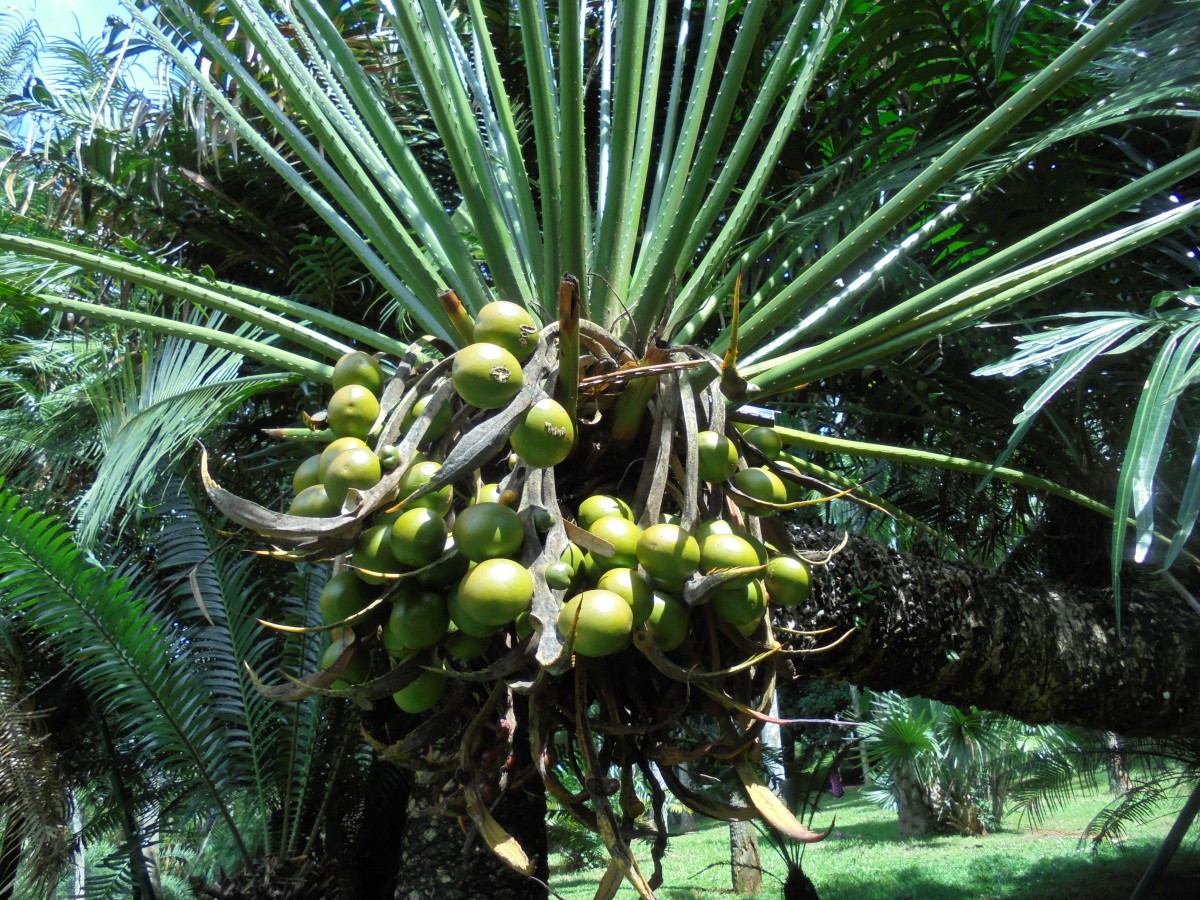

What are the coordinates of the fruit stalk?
(437, 288, 477, 346)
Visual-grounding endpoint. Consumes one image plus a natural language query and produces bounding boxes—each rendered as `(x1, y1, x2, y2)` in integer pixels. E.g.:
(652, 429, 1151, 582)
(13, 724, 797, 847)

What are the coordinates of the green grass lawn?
(549, 786, 1200, 899)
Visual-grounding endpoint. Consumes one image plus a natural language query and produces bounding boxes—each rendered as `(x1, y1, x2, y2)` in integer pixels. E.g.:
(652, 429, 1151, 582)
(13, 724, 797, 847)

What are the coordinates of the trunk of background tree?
(847, 685, 872, 783)
(1105, 732, 1133, 793)
(786, 525, 1200, 739)
(892, 770, 937, 838)
(728, 821, 762, 894)
(392, 775, 548, 900)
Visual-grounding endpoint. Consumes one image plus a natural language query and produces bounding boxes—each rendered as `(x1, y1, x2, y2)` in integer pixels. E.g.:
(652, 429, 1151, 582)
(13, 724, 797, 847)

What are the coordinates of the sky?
(7, 0, 129, 41)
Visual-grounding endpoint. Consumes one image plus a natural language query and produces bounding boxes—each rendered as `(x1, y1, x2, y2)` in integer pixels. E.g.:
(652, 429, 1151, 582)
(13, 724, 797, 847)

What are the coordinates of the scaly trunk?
(891, 770, 937, 838)
(728, 820, 761, 894)
(786, 525, 1200, 739)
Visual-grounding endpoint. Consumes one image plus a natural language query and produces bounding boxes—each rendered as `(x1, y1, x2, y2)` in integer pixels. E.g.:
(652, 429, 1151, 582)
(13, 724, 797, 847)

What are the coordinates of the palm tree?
(2, 0, 1200, 896)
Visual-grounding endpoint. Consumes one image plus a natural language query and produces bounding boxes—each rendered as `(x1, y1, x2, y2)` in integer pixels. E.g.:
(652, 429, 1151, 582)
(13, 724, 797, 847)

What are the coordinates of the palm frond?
(74, 312, 298, 546)
(0, 485, 254, 864)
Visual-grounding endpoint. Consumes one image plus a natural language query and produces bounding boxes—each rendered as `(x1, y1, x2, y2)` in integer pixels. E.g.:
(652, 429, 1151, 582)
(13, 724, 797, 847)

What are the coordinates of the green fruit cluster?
(208, 294, 829, 871)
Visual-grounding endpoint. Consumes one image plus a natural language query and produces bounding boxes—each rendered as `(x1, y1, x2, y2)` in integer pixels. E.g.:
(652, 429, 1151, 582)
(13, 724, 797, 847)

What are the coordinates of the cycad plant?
(2, 0, 1200, 896)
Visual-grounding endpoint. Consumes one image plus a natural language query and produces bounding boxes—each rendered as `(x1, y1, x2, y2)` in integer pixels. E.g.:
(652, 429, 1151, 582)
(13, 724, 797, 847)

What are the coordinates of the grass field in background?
(550, 785, 1200, 899)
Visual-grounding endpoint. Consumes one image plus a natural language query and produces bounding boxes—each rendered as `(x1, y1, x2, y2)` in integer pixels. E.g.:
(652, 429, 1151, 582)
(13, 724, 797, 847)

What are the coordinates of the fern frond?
(0, 487, 254, 864)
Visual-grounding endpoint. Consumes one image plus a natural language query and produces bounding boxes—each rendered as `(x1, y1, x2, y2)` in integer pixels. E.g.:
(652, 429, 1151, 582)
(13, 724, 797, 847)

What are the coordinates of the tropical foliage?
(0, 0, 1198, 896)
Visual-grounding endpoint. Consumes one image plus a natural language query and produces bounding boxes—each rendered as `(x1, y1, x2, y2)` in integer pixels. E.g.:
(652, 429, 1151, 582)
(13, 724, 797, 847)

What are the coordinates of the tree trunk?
(892, 770, 937, 838)
(393, 774, 548, 900)
(728, 820, 762, 894)
(1105, 732, 1132, 793)
(784, 525, 1200, 738)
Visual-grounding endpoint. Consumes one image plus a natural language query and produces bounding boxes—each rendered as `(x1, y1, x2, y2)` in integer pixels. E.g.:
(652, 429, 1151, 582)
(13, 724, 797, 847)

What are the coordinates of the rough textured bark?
(392, 775, 548, 900)
(784, 525, 1200, 738)
(729, 821, 762, 894)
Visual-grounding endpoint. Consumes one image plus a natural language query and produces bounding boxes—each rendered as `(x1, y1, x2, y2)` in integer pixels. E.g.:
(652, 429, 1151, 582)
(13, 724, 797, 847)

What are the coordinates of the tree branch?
(783, 525, 1200, 738)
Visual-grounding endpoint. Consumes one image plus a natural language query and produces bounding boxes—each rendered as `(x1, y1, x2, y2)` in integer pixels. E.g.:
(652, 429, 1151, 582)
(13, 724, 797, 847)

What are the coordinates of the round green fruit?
(414, 539, 470, 588)
(289, 485, 339, 518)
(393, 658, 446, 713)
(473, 300, 541, 362)
(397, 460, 453, 516)
(577, 495, 633, 529)
(327, 384, 380, 440)
(510, 398, 574, 468)
(293, 454, 322, 494)
(559, 590, 633, 657)
(775, 459, 803, 503)
(595, 567, 654, 625)
(444, 629, 491, 661)
(636, 524, 700, 588)
(475, 482, 502, 505)
(352, 524, 404, 585)
(743, 425, 783, 461)
(711, 578, 767, 626)
(456, 557, 534, 626)
(544, 561, 576, 591)
(383, 588, 449, 654)
(766, 555, 812, 607)
(319, 437, 369, 480)
(323, 447, 381, 507)
(587, 516, 642, 572)
(389, 507, 449, 568)
(646, 592, 689, 652)
(332, 350, 384, 395)
(697, 430, 738, 482)
(447, 585, 503, 638)
(322, 640, 370, 688)
(694, 518, 735, 542)
(452, 502, 524, 562)
(698, 532, 762, 589)
(730, 467, 788, 516)
(402, 392, 454, 443)
(452, 342, 524, 410)
(319, 571, 371, 624)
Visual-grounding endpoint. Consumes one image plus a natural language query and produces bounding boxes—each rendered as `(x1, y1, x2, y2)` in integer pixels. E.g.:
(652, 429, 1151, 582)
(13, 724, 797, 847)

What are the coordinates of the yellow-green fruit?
(766, 555, 812, 607)
(447, 585, 503, 638)
(475, 482, 502, 505)
(451, 342, 523, 409)
(319, 437, 370, 480)
(646, 592, 689, 652)
(510, 398, 574, 468)
(321, 640, 370, 688)
(560, 542, 587, 577)
(289, 484, 339, 517)
(743, 425, 783, 461)
(456, 557, 534, 626)
(577, 495, 633, 529)
(293, 454, 322, 494)
(323, 447, 381, 507)
(319, 571, 371, 624)
(473, 300, 541, 362)
(595, 567, 654, 626)
(332, 350, 384, 395)
(730, 467, 788, 516)
(736, 615, 764, 638)
(775, 459, 803, 503)
(452, 502, 524, 563)
(586, 516, 642, 572)
(402, 393, 454, 443)
(414, 538, 470, 588)
(444, 629, 491, 661)
(636, 524, 700, 588)
(397, 460, 453, 516)
(389, 508, 448, 568)
(559, 590, 633, 657)
(711, 579, 768, 626)
(544, 561, 576, 591)
(694, 519, 735, 542)
(327, 384, 380, 440)
(383, 587, 449, 654)
(698, 532, 762, 589)
(697, 430, 738, 482)
(352, 524, 404, 585)
(393, 658, 446, 713)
